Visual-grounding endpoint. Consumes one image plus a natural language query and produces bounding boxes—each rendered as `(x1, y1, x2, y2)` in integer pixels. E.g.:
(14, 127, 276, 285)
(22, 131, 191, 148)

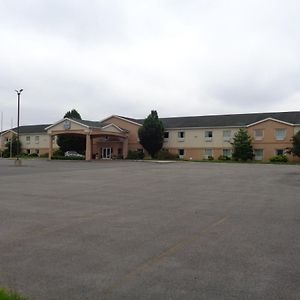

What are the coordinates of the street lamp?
(15, 89, 23, 164)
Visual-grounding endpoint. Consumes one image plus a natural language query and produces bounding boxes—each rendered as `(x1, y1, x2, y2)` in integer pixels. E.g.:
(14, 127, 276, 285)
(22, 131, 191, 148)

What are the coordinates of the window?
(204, 148, 213, 159)
(35, 136, 39, 144)
(178, 149, 185, 158)
(275, 129, 286, 141)
(205, 130, 213, 141)
(177, 131, 185, 141)
(26, 149, 30, 154)
(276, 149, 284, 155)
(254, 129, 264, 140)
(36, 149, 39, 155)
(26, 136, 30, 144)
(222, 149, 232, 158)
(223, 130, 231, 142)
(254, 149, 264, 160)
(164, 132, 169, 139)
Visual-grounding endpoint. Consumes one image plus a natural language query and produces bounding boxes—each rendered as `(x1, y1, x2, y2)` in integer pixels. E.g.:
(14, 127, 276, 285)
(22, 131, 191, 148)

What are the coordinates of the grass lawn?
(0, 289, 30, 300)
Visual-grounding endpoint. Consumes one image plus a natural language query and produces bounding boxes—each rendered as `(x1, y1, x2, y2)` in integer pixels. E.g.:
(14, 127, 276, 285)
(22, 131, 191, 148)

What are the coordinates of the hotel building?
(1, 111, 300, 162)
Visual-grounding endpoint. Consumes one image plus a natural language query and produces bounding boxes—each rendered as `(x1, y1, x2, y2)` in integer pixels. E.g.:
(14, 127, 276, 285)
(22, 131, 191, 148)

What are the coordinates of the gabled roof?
(4, 124, 51, 134)
(120, 111, 300, 128)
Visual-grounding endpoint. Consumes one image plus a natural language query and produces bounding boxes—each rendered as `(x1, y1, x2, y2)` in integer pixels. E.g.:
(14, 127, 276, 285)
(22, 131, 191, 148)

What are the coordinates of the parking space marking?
(102, 215, 228, 296)
(1, 208, 124, 246)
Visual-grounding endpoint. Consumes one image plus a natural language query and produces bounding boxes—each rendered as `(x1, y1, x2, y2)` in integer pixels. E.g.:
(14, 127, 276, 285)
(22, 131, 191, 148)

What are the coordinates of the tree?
(138, 110, 164, 158)
(287, 130, 300, 157)
(64, 109, 82, 120)
(4, 134, 20, 157)
(57, 109, 85, 154)
(231, 128, 254, 161)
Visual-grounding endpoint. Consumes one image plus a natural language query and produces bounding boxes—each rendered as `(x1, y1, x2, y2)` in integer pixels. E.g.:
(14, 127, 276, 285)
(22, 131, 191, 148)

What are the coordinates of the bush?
(127, 150, 145, 160)
(269, 155, 288, 163)
(156, 149, 179, 160)
(2, 149, 10, 158)
(51, 156, 84, 160)
(28, 153, 39, 157)
(53, 149, 64, 157)
(208, 156, 214, 160)
(19, 153, 28, 157)
(218, 155, 231, 161)
(0, 288, 30, 300)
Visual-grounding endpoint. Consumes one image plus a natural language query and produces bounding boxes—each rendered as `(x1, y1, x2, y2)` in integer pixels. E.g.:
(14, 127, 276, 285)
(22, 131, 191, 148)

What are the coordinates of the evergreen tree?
(138, 110, 164, 158)
(231, 128, 254, 161)
(287, 130, 300, 157)
(57, 109, 85, 154)
(64, 109, 82, 119)
(3, 134, 20, 157)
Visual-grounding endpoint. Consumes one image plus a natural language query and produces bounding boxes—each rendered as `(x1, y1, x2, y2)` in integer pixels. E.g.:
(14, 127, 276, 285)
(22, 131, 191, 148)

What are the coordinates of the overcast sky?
(0, 0, 300, 129)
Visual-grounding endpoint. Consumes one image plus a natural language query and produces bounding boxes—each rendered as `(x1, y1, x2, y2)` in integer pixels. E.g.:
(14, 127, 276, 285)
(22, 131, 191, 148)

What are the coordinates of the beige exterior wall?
(164, 127, 239, 160)
(0, 131, 58, 156)
(163, 127, 239, 148)
(247, 119, 295, 161)
(103, 116, 143, 151)
(0, 131, 14, 150)
(294, 126, 300, 135)
(47, 120, 90, 134)
(20, 133, 58, 154)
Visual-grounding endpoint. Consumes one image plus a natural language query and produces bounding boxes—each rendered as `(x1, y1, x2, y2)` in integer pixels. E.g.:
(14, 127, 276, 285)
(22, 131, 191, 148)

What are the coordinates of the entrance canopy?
(45, 118, 129, 160)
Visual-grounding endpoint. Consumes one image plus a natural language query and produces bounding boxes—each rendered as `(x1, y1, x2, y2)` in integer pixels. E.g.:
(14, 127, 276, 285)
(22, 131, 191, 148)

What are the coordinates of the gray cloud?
(1, 0, 300, 129)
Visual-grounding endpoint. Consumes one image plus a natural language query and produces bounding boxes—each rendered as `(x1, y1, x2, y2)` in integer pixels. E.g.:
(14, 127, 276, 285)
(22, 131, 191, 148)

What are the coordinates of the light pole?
(15, 89, 23, 164)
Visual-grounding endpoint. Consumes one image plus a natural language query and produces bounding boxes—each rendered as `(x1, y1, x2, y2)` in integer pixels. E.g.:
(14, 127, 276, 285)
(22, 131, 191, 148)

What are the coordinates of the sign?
(63, 120, 71, 130)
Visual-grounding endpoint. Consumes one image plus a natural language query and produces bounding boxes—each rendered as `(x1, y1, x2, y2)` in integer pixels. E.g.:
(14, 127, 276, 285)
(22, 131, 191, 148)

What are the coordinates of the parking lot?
(0, 159, 299, 299)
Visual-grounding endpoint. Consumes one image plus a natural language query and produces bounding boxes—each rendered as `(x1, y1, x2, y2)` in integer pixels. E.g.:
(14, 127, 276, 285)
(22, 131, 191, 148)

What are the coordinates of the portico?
(46, 118, 129, 161)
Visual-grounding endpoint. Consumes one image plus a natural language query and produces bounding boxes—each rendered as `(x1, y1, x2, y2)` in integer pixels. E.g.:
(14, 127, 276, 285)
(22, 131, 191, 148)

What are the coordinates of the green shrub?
(51, 156, 84, 160)
(53, 149, 64, 157)
(127, 150, 145, 160)
(208, 156, 214, 161)
(28, 153, 38, 157)
(218, 155, 231, 161)
(156, 149, 179, 160)
(19, 153, 28, 157)
(2, 150, 10, 158)
(269, 154, 288, 163)
(0, 288, 30, 300)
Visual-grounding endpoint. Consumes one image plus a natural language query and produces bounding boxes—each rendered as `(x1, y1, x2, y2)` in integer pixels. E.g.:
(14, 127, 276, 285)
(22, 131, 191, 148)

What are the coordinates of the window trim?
(223, 130, 231, 142)
(204, 130, 213, 142)
(204, 148, 213, 159)
(177, 131, 185, 141)
(178, 148, 185, 158)
(253, 129, 264, 141)
(274, 128, 286, 141)
(254, 148, 264, 160)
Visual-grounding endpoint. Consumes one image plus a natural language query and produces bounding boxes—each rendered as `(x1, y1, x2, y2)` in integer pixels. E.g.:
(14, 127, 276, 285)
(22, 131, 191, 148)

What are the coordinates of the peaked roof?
(120, 111, 300, 128)
(4, 124, 51, 134)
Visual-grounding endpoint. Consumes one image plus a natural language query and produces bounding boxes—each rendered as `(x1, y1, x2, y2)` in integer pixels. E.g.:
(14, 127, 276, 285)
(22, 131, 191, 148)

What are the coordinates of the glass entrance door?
(102, 147, 112, 159)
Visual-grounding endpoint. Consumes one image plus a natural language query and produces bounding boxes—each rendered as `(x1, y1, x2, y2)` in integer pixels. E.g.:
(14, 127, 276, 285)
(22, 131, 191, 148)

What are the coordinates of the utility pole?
(0, 112, 3, 158)
(0, 111, 3, 157)
(10, 118, 13, 159)
(15, 89, 23, 166)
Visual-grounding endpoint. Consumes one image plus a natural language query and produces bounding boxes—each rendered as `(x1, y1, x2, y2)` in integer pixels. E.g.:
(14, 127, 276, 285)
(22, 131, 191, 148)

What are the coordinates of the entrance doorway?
(102, 147, 112, 159)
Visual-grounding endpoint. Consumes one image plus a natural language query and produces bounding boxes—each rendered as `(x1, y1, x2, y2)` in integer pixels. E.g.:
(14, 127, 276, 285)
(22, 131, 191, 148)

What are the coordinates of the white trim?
(45, 118, 90, 130)
(165, 125, 243, 130)
(247, 118, 294, 127)
(0, 129, 17, 136)
(101, 123, 126, 133)
(100, 115, 142, 127)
